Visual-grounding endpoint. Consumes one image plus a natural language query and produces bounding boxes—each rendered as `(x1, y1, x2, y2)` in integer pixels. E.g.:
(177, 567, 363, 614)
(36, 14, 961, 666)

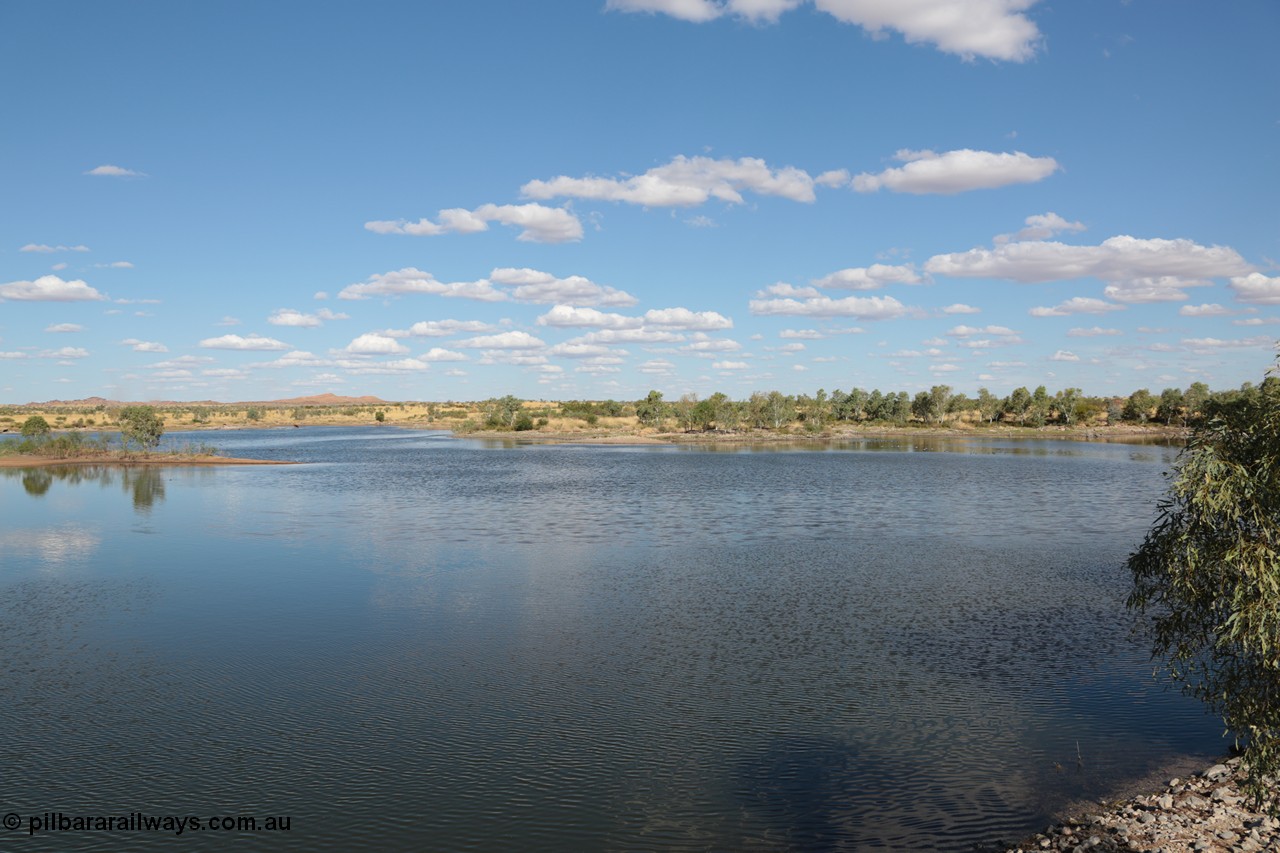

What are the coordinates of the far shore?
(135, 420, 1187, 446)
(0, 453, 294, 469)
(438, 424, 1187, 446)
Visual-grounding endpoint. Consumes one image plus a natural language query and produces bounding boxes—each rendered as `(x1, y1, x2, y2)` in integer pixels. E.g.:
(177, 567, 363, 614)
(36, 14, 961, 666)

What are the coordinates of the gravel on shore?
(1004, 758, 1277, 853)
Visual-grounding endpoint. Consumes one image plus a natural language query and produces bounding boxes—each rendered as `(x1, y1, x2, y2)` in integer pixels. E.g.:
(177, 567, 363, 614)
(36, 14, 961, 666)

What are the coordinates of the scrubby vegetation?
(0, 379, 1256, 442)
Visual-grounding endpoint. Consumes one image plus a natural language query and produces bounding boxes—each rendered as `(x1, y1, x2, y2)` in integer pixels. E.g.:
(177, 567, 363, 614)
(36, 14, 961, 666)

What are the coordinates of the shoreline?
(1000, 756, 1277, 852)
(0, 453, 294, 468)
(448, 424, 1187, 446)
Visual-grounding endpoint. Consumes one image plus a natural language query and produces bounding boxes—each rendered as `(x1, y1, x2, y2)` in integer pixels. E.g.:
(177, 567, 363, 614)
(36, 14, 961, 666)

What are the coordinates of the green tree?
(1127, 371, 1280, 806)
(673, 394, 698, 431)
(865, 389, 886, 421)
(1123, 388, 1156, 423)
(1184, 382, 1211, 425)
(1053, 388, 1081, 425)
(1005, 387, 1032, 426)
(889, 391, 912, 425)
(708, 392, 738, 431)
(118, 405, 165, 450)
(911, 390, 933, 423)
(20, 415, 51, 438)
(635, 390, 667, 429)
(375, 410, 386, 423)
(749, 390, 794, 430)
(484, 395, 523, 429)
(246, 407, 263, 421)
(1028, 385, 1050, 428)
(1156, 387, 1185, 426)
(976, 388, 1001, 424)
(690, 396, 715, 430)
(929, 385, 953, 424)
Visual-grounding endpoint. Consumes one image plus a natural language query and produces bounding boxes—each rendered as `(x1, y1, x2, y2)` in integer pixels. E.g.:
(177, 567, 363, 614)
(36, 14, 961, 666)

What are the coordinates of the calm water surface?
(1, 428, 1222, 851)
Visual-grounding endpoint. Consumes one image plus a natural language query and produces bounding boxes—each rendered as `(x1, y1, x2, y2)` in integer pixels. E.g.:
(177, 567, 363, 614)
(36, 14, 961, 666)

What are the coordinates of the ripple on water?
(0, 433, 1218, 852)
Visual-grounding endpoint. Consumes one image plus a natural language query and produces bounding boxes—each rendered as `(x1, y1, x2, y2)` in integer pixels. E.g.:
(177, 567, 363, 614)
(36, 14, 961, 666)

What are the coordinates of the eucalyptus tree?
(1124, 388, 1156, 423)
(1053, 388, 1081, 425)
(890, 392, 912, 424)
(976, 388, 1001, 424)
(1029, 385, 1050, 427)
(929, 385, 953, 423)
(1183, 382, 1211, 424)
(910, 391, 933, 423)
(865, 389, 887, 421)
(751, 390, 794, 430)
(708, 392, 738, 431)
(1005, 387, 1032, 426)
(1157, 387, 1185, 426)
(118, 406, 165, 451)
(635, 390, 667, 429)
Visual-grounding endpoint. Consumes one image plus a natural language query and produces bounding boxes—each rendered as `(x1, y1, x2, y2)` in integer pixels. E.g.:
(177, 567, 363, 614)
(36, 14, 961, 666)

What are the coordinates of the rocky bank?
(1003, 758, 1278, 853)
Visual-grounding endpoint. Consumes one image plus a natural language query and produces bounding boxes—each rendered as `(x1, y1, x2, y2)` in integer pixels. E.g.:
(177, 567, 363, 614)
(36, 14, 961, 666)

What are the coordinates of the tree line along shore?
(2, 379, 1265, 444)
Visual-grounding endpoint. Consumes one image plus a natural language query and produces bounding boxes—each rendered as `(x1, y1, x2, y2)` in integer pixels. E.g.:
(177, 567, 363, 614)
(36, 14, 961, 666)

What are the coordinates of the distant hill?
(20, 392, 388, 407)
(262, 393, 387, 406)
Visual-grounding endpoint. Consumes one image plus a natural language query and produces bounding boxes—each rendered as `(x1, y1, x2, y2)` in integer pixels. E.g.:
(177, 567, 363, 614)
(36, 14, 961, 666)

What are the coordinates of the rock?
(1205, 763, 1232, 780)
(1213, 786, 1242, 805)
(1157, 794, 1174, 810)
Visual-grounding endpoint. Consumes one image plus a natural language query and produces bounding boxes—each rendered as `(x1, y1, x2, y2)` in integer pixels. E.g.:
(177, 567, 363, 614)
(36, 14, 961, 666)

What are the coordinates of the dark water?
(0, 428, 1222, 851)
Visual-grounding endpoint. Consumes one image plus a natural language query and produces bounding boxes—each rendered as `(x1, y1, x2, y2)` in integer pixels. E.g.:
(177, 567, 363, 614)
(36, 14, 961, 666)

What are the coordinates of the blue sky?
(2, 0, 1277, 404)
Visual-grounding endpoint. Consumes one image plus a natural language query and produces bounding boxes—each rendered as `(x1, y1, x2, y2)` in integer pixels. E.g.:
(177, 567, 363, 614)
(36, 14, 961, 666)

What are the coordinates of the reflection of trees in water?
(22, 470, 53, 496)
(4, 465, 167, 512)
(123, 468, 165, 512)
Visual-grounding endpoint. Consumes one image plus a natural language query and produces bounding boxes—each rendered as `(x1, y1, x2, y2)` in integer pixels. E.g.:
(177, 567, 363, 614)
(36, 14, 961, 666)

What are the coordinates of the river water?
(1, 428, 1223, 851)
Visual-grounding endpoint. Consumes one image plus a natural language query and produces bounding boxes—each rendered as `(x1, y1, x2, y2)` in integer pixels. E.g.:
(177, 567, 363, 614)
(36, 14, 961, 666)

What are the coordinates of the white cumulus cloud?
(85, 164, 145, 177)
(995, 212, 1086, 245)
(1029, 297, 1124, 317)
(339, 268, 507, 302)
(401, 319, 495, 337)
(344, 333, 409, 355)
(456, 331, 547, 349)
(608, 0, 1043, 61)
(21, 243, 90, 253)
(749, 294, 908, 319)
(40, 346, 89, 359)
(643, 307, 734, 330)
(927, 235, 1253, 302)
(1178, 303, 1232, 317)
(538, 305, 642, 329)
(522, 154, 819, 207)
(812, 263, 922, 289)
(0, 275, 106, 302)
(366, 203, 582, 244)
(489, 267, 638, 306)
(1066, 326, 1122, 337)
(420, 348, 468, 362)
(45, 323, 84, 333)
(199, 334, 291, 351)
(1230, 273, 1280, 304)
(121, 339, 169, 353)
(853, 149, 1058, 194)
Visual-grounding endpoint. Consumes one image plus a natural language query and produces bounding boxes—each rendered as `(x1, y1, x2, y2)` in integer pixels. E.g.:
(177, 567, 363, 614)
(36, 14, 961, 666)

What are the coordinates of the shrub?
(20, 415, 51, 438)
